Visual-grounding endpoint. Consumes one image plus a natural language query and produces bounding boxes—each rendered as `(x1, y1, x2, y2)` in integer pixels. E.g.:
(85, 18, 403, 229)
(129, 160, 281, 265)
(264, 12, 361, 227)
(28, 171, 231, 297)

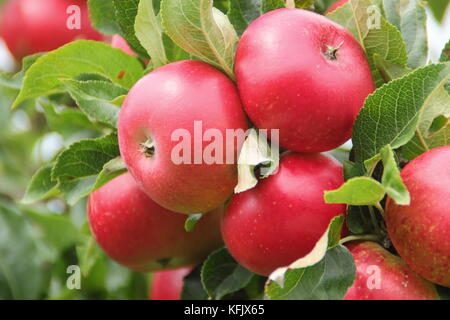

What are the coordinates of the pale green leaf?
(62, 79, 127, 128)
(135, 0, 168, 67)
(324, 177, 386, 206)
(383, 0, 428, 68)
(13, 41, 144, 108)
(380, 145, 410, 205)
(161, 0, 239, 79)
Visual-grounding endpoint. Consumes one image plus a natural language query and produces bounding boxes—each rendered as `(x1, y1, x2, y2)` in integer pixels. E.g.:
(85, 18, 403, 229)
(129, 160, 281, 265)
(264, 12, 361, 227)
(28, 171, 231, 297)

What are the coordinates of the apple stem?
(368, 206, 386, 235)
(140, 138, 155, 158)
(339, 234, 382, 245)
(374, 202, 385, 218)
(324, 40, 345, 60)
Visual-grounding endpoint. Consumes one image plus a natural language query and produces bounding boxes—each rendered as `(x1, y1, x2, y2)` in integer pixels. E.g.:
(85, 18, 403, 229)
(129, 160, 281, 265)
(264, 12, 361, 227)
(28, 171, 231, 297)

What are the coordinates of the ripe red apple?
(0, 0, 103, 60)
(325, 0, 348, 14)
(88, 173, 223, 272)
(111, 34, 136, 57)
(149, 267, 192, 300)
(344, 241, 439, 300)
(118, 60, 249, 214)
(234, 8, 375, 153)
(222, 152, 346, 276)
(385, 146, 450, 287)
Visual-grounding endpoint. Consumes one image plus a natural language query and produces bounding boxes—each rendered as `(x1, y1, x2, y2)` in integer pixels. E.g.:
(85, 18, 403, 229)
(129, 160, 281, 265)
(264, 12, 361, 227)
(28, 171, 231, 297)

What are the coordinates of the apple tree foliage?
(0, 0, 449, 299)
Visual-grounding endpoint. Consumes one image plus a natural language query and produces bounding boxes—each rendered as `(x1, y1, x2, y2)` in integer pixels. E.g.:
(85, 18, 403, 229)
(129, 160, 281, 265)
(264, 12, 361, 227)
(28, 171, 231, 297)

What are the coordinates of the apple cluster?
(93, 9, 369, 281)
(103, 8, 449, 300)
(2, 0, 448, 300)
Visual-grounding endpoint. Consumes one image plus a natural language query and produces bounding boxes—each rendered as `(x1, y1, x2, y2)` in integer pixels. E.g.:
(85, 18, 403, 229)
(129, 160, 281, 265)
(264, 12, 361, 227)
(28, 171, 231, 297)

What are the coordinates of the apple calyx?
(323, 41, 344, 61)
(140, 138, 155, 158)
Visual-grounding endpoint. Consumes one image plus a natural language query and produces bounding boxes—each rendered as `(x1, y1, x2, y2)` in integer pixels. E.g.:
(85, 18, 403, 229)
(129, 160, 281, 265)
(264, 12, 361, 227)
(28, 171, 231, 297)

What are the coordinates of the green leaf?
(228, 0, 262, 35)
(52, 134, 120, 182)
(88, 0, 121, 35)
(324, 177, 385, 206)
(262, 0, 284, 12)
(327, 215, 345, 248)
(268, 215, 344, 288)
(353, 63, 450, 163)
(184, 213, 203, 232)
(315, 0, 342, 14)
(22, 53, 45, 73)
(92, 157, 128, 191)
(427, 0, 450, 23)
(135, 0, 190, 67)
(62, 79, 127, 128)
(161, 34, 192, 63)
(343, 160, 365, 181)
(290, 0, 314, 9)
(235, 128, 279, 193)
(437, 286, 450, 300)
(440, 39, 450, 62)
(0, 201, 51, 299)
(327, 0, 408, 87)
(22, 207, 82, 253)
(201, 247, 254, 299)
(214, 0, 229, 12)
(61, 158, 126, 206)
(380, 145, 410, 205)
(0, 72, 22, 132)
(21, 163, 59, 204)
(265, 245, 356, 300)
(383, 0, 428, 68)
(51, 134, 123, 204)
(346, 205, 377, 234)
(161, 0, 239, 79)
(58, 178, 96, 205)
(401, 78, 450, 160)
(181, 266, 209, 300)
(363, 153, 381, 175)
(373, 53, 411, 82)
(112, 0, 149, 57)
(76, 223, 103, 277)
(40, 100, 101, 138)
(135, 0, 169, 67)
(13, 40, 144, 108)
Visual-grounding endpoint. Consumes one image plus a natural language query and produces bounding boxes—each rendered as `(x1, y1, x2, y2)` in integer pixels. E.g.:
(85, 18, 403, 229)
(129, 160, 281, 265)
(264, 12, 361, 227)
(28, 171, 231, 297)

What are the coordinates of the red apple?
(385, 146, 450, 287)
(111, 34, 136, 57)
(88, 173, 223, 272)
(344, 241, 439, 300)
(234, 8, 375, 153)
(149, 267, 192, 300)
(325, 0, 348, 14)
(118, 60, 249, 214)
(0, 0, 103, 60)
(222, 152, 346, 276)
